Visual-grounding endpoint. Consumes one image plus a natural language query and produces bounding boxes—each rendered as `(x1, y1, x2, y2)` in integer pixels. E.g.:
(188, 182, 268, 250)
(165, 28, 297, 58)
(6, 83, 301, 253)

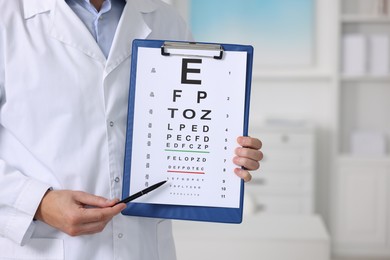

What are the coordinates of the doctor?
(0, 0, 263, 259)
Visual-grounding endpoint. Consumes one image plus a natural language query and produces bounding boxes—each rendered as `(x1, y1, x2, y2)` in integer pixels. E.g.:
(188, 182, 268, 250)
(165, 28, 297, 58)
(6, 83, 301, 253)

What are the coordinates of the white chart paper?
(128, 47, 248, 209)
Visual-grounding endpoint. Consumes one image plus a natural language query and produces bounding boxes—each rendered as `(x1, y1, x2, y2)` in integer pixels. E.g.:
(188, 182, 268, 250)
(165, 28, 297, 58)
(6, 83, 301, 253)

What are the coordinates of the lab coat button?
(109, 121, 114, 127)
(118, 233, 123, 239)
(115, 177, 120, 183)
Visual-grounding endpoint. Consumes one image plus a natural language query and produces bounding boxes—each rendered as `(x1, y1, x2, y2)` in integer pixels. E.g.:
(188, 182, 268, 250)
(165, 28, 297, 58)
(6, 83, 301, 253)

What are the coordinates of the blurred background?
(163, 0, 390, 259)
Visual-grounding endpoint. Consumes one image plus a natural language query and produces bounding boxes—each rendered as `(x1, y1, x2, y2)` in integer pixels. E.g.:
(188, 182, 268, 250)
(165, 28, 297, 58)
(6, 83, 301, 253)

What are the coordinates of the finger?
(65, 212, 119, 236)
(62, 203, 126, 236)
(73, 191, 118, 208)
(79, 204, 126, 224)
(237, 136, 262, 150)
(67, 219, 109, 236)
(235, 147, 263, 161)
(233, 156, 260, 171)
(234, 168, 252, 182)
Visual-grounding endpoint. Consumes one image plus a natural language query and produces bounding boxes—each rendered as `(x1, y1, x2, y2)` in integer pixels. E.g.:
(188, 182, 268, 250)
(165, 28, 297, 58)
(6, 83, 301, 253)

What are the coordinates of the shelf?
(252, 70, 333, 81)
(340, 75, 390, 82)
(338, 154, 390, 163)
(341, 15, 390, 23)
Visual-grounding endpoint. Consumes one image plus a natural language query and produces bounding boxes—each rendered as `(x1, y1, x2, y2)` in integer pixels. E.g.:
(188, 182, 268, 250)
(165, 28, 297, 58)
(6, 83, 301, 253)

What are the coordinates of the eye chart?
(122, 40, 253, 223)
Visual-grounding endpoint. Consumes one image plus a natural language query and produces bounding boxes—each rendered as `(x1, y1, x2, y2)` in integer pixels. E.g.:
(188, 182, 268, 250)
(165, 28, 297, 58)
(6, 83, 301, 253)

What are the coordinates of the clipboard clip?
(161, 41, 224, 60)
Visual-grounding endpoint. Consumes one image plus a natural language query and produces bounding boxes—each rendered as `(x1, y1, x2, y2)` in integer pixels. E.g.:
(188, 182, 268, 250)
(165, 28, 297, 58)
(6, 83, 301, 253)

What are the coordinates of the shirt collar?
(73, 0, 113, 14)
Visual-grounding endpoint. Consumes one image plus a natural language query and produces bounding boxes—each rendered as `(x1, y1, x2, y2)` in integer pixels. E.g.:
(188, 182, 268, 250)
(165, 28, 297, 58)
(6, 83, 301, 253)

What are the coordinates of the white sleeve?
(0, 22, 51, 246)
(0, 167, 50, 245)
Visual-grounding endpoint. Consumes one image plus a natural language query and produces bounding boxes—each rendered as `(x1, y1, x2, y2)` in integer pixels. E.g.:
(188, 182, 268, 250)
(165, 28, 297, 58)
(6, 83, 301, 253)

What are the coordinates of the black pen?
(114, 180, 167, 206)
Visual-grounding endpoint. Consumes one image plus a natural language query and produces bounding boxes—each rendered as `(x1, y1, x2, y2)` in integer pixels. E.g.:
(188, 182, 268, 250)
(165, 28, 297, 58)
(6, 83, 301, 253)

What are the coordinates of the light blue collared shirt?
(66, 0, 126, 58)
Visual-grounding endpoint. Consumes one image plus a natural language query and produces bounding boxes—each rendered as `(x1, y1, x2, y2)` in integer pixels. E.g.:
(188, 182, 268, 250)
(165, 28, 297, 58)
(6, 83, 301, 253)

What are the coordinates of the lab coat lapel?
(48, 0, 106, 65)
(104, 0, 156, 76)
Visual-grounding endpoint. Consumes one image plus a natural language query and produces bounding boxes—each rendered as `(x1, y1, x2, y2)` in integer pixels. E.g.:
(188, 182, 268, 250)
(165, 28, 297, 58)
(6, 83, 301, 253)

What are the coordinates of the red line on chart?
(167, 170, 205, 174)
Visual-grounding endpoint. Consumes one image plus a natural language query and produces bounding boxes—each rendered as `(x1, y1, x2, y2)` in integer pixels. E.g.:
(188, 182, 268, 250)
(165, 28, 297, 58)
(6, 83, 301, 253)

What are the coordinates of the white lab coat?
(0, 0, 192, 259)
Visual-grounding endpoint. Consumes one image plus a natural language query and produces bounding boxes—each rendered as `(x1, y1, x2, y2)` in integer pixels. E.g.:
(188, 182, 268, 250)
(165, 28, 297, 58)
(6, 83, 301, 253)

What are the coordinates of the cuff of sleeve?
(5, 179, 51, 246)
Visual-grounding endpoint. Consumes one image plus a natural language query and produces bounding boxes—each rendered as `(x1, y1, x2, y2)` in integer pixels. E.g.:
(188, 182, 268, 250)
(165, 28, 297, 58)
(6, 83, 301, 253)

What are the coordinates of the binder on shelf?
(368, 34, 389, 76)
(351, 131, 387, 157)
(342, 34, 367, 76)
(121, 39, 254, 223)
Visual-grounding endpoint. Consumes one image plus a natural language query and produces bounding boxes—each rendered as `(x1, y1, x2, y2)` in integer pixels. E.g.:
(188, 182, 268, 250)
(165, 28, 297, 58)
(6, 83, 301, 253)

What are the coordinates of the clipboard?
(121, 39, 254, 223)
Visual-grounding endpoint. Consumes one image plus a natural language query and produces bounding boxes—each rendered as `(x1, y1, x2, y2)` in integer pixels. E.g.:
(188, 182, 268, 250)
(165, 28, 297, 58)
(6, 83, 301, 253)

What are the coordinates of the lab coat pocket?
(157, 219, 176, 260)
(0, 237, 64, 260)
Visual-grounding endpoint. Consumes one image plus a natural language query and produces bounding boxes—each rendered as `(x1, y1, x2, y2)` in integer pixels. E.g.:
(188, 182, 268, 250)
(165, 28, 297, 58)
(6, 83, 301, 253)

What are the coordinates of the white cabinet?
(332, 0, 390, 257)
(173, 215, 330, 260)
(246, 125, 316, 215)
(337, 0, 390, 155)
(338, 5, 390, 156)
(333, 157, 390, 257)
